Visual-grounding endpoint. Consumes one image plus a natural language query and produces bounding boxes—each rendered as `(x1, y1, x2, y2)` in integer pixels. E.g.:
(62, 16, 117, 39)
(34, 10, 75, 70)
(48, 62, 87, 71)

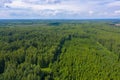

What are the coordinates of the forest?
(0, 19, 120, 80)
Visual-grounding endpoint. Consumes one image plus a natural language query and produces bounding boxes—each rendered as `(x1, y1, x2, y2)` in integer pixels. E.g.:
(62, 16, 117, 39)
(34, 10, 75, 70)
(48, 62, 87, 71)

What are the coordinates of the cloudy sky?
(0, 0, 120, 19)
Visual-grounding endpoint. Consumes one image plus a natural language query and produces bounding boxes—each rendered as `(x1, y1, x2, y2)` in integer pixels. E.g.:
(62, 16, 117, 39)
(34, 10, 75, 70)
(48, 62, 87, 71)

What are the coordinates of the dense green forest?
(0, 20, 120, 80)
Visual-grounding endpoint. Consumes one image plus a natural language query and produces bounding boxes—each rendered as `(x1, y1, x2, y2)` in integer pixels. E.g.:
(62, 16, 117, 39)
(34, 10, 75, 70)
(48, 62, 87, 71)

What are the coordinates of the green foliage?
(0, 20, 120, 80)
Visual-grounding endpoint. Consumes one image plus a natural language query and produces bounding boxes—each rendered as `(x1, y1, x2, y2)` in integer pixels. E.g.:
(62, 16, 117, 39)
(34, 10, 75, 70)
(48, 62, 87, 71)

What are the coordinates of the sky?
(0, 0, 120, 19)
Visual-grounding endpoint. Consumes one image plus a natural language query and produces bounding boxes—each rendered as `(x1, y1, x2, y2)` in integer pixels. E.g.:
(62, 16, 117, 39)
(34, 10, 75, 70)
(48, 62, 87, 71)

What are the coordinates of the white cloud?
(0, 0, 11, 7)
(107, 1, 120, 7)
(4, 0, 86, 11)
(89, 11, 94, 15)
(21, 0, 61, 4)
(0, 0, 120, 19)
(4, 1, 29, 8)
(3, 0, 89, 17)
(114, 10, 120, 14)
(0, 9, 12, 18)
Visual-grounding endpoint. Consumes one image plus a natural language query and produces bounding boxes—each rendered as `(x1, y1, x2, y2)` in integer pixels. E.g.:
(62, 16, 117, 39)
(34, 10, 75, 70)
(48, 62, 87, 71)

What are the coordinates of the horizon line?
(0, 18, 120, 20)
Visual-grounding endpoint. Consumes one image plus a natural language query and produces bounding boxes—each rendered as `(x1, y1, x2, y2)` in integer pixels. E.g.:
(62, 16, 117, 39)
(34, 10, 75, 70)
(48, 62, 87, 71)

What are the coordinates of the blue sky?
(0, 0, 120, 19)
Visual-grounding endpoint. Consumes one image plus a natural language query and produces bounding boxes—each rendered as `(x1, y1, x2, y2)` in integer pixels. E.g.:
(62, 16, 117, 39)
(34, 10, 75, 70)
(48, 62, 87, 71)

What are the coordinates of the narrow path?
(52, 34, 72, 62)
